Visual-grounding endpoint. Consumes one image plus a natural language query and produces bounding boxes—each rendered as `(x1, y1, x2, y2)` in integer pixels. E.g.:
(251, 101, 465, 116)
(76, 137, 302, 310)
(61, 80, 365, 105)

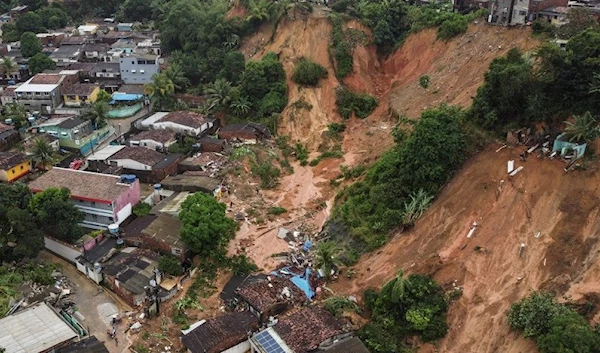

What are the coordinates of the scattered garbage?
(467, 222, 478, 238)
(509, 166, 524, 177)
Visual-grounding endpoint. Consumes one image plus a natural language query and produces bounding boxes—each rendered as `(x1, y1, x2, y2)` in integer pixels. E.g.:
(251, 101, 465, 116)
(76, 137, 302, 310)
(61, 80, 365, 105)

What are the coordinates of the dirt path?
(331, 145, 600, 353)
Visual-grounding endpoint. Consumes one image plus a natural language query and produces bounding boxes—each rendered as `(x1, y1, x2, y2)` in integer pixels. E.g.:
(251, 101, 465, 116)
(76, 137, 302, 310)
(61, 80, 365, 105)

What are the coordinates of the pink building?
(29, 167, 141, 230)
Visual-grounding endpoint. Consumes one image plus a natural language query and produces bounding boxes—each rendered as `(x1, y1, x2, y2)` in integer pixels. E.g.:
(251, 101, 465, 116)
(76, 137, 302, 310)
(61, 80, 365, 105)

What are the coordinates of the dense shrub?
(251, 160, 281, 188)
(437, 15, 468, 40)
(133, 202, 152, 217)
(241, 52, 288, 118)
(333, 105, 466, 249)
(335, 86, 378, 119)
(291, 58, 328, 86)
(159, 256, 184, 276)
(419, 75, 430, 88)
(330, 14, 354, 78)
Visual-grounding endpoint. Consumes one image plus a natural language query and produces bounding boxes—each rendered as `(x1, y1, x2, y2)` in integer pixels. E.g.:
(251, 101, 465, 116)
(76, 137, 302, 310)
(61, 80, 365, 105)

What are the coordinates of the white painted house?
(139, 111, 214, 137)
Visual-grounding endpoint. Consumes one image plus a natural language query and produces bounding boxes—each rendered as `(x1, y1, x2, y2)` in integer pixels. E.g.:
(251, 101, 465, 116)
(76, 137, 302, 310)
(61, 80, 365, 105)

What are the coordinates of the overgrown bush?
(359, 271, 449, 352)
(133, 202, 152, 217)
(294, 143, 309, 166)
(340, 164, 366, 179)
(437, 16, 468, 40)
(241, 52, 288, 118)
(508, 292, 600, 353)
(159, 256, 184, 276)
(251, 160, 281, 188)
(227, 254, 259, 275)
(419, 75, 430, 88)
(291, 58, 328, 86)
(335, 86, 378, 119)
(324, 296, 360, 317)
(330, 14, 354, 78)
(267, 206, 287, 215)
(328, 122, 347, 135)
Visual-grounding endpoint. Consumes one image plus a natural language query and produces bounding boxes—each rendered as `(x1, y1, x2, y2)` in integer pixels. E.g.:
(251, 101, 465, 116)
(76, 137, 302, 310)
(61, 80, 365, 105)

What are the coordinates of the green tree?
(508, 292, 571, 338)
(314, 241, 342, 279)
(132, 202, 152, 217)
(36, 6, 69, 30)
(145, 73, 175, 98)
(83, 101, 109, 129)
(163, 63, 190, 93)
(158, 255, 184, 276)
(2, 103, 28, 129)
(205, 78, 232, 111)
(291, 58, 328, 86)
(30, 187, 85, 242)
(96, 90, 112, 103)
(401, 189, 434, 228)
(20, 32, 42, 58)
(179, 192, 237, 257)
(230, 96, 252, 117)
(246, 0, 272, 26)
(219, 51, 245, 85)
(28, 53, 56, 74)
(1, 57, 17, 80)
(118, 0, 153, 22)
(240, 52, 287, 118)
(0, 184, 44, 261)
(31, 138, 54, 170)
(536, 311, 600, 353)
(563, 111, 599, 143)
(15, 12, 45, 34)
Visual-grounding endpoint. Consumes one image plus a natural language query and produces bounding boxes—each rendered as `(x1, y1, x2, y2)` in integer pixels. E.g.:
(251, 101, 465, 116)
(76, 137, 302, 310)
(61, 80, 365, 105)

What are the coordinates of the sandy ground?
(330, 145, 600, 353)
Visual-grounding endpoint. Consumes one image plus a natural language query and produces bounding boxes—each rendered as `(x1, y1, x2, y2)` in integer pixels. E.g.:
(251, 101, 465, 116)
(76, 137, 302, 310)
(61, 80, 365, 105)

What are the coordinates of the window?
(147, 60, 156, 65)
(79, 199, 84, 203)
(131, 60, 135, 64)
(81, 96, 88, 101)
(137, 60, 146, 65)
(20, 165, 23, 170)
(91, 201, 95, 206)
(92, 214, 97, 220)
(108, 217, 114, 221)
(131, 70, 136, 73)
(519, 10, 526, 15)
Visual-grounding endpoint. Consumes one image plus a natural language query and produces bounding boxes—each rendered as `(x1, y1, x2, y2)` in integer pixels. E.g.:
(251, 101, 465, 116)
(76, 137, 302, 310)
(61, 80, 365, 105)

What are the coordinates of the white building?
(139, 111, 215, 137)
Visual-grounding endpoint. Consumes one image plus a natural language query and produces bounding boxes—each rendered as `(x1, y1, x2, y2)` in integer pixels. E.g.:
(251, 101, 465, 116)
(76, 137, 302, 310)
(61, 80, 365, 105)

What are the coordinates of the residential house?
(236, 275, 308, 322)
(50, 45, 83, 67)
(537, 6, 569, 24)
(62, 83, 101, 107)
(0, 151, 30, 182)
(218, 123, 271, 142)
(0, 122, 19, 151)
(14, 74, 66, 111)
(140, 111, 215, 137)
(530, 0, 568, 13)
(0, 303, 79, 353)
(106, 146, 183, 183)
(119, 53, 160, 84)
(123, 212, 188, 260)
(101, 247, 162, 306)
(116, 23, 134, 32)
(182, 311, 259, 353)
(90, 62, 122, 92)
(61, 36, 88, 46)
(0, 57, 22, 83)
(23, 133, 60, 154)
(9, 5, 29, 16)
(136, 38, 161, 56)
(315, 337, 370, 353)
(34, 116, 93, 142)
(249, 306, 351, 353)
(77, 24, 99, 36)
(0, 86, 16, 105)
(75, 236, 117, 284)
(129, 129, 177, 151)
(66, 62, 95, 80)
(28, 168, 141, 229)
(489, 0, 531, 25)
(83, 43, 110, 62)
(197, 137, 225, 153)
(37, 33, 65, 47)
(87, 145, 126, 172)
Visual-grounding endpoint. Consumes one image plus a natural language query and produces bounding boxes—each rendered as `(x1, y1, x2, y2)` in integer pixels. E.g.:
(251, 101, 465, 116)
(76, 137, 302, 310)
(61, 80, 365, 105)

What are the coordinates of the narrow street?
(38, 251, 134, 353)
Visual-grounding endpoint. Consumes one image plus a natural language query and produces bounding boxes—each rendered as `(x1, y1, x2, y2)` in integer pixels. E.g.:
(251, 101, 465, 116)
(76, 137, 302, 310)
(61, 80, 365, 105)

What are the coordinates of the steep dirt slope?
(332, 145, 600, 353)
(241, 12, 537, 164)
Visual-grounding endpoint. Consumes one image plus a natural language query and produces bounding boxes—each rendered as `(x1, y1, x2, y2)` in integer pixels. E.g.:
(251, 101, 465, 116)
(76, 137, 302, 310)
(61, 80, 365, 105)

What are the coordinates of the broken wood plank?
(507, 160, 515, 174)
(509, 166, 524, 176)
(527, 144, 540, 154)
(496, 145, 507, 152)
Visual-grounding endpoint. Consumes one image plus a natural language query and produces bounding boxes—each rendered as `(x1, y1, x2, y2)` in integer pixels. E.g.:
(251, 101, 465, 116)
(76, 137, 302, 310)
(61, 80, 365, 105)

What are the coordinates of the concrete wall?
(109, 158, 152, 171)
(119, 56, 159, 84)
(114, 179, 141, 220)
(44, 236, 82, 264)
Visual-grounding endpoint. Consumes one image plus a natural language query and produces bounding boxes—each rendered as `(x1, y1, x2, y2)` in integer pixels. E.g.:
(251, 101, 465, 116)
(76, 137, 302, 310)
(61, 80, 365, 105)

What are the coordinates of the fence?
(44, 236, 83, 264)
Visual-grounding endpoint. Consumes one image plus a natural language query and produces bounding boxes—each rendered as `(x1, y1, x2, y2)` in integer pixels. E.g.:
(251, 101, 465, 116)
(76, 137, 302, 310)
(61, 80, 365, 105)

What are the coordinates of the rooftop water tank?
(108, 223, 119, 234)
(119, 174, 128, 183)
(153, 183, 162, 190)
(93, 262, 102, 272)
(126, 175, 136, 183)
(4, 118, 12, 124)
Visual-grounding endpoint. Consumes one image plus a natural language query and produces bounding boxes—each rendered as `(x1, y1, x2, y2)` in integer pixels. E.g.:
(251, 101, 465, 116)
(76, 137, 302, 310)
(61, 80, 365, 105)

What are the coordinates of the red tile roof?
(158, 111, 208, 129)
(130, 129, 176, 144)
(0, 152, 26, 170)
(30, 74, 63, 85)
(181, 311, 259, 353)
(109, 146, 166, 167)
(62, 83, 99, 96)
(28, 168, 133, 203)
(236, 276, 307, 313)
(0, 123, 14, 133)
(274, 306, 346, 353)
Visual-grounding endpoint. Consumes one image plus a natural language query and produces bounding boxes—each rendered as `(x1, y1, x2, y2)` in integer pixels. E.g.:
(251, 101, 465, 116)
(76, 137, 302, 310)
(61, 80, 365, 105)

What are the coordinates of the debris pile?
(8, 271, 76, 315)
(179, 152, 228, 178)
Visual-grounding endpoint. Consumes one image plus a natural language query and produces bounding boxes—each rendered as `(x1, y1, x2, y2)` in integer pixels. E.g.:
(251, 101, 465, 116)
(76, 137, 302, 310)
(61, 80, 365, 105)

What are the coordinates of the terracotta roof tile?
(28, 167, 133, 202)
(274, 306, 346, 353)
(130, 129, 176, 144)
(0, 123, 14, 133)
(236, 276, 307, 313)
(182, 311, 258, 353)
(158, 111, 207, 129)
(109, 146, 166, 167)
(30, 74, 63, 85)
(0, 152, 26, 170)
(62, 83, 99, 96)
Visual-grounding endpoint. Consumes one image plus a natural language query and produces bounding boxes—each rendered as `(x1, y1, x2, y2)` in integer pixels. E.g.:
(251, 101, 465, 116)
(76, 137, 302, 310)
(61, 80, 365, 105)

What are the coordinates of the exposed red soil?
(331, 145, 600, 353)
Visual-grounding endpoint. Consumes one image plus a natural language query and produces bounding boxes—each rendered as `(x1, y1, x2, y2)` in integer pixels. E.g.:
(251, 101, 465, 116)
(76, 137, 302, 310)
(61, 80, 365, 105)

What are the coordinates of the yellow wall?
(63, 86, 101, 105)
(0, 160, 31, 182)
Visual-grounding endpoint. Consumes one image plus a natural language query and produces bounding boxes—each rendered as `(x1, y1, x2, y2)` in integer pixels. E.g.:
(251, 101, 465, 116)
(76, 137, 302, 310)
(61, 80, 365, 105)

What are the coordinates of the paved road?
(38, 251, 133, 353)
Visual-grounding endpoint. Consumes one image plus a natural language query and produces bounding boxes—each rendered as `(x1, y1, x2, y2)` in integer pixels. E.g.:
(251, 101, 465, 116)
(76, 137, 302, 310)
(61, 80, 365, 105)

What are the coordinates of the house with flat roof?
(77, 24, 99, 36)
(116, 23, 134, 31)
(0, 302, 79, 353)
(123, 212, 187, 260)
(49, 46, 83, 67)
(14, 74, 66, 111)
(34, 116, 93, 142)
(0, 151, 30, 182)
(28, 168, 141, 229)
(119, 53, 160, 84)
(83, 43, 109, 62)
(182, 311, 259, 353)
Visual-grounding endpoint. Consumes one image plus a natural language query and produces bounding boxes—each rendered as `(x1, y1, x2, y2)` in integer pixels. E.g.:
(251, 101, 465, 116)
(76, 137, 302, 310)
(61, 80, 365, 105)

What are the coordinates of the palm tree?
(1, 57, 16, 80)
(563, 111, 599, 143)
(205, 78, 232, 111)
(163, 64, 190, 92)
(590, 72, 600, 94)
(380, 270, 410, 304)
(246, 0, 271, 24)
(401, 189, 434, 228)
(224, 34, 240, 50)
(230, 96, 252, 117)
(145, 73, 175, 98)
(31, 138, 54, 170)
(313, 241, 342, 279)
(84, 102, 109, 129)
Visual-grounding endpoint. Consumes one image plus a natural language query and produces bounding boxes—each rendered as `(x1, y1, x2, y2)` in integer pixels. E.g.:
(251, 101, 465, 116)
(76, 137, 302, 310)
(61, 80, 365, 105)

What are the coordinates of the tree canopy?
(30, 187, 85, 242)
(28, 53, 56, 74)
(20, 32, 42, 58)
(179, 192, 237, 258)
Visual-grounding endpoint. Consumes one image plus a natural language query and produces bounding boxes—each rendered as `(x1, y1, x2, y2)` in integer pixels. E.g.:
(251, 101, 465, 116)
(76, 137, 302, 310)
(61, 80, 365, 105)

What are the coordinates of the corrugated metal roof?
(0, 303, 77, 353)
(87, 145, 125, 161)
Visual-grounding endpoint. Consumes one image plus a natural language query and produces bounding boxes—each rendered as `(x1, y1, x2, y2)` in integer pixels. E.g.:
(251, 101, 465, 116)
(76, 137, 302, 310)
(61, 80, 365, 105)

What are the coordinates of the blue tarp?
(110, 93, 143, 103)
(271, 267, 315, 300)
